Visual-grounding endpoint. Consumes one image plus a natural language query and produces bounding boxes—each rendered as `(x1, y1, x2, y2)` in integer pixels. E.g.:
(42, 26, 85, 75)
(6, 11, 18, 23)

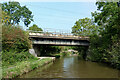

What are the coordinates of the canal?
(19, 56, 119, 78)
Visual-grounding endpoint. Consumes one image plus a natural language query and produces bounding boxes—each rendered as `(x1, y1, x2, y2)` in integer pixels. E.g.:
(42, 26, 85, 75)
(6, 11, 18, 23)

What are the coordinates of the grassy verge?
(2, 58, 54, 78)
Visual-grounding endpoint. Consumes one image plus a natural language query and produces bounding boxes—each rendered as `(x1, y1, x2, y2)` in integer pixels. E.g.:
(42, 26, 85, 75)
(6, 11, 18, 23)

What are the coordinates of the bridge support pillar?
(29, 48, 37, 57)
(33, 45, 41, 57)
(29, 44, 41, 57)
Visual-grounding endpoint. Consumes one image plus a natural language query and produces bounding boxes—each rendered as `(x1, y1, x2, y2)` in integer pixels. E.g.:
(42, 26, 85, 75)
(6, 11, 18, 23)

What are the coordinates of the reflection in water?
(19, 56, 119, 78)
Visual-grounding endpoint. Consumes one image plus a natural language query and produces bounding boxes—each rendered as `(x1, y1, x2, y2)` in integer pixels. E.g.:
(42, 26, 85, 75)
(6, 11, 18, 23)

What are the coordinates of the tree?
(72, 17, 100, 36)
(2, 25, 31, 51)
(28, 24, 43, 31)
(1, 10, 10, 25)
(71, 18, 99, 60)
(91, 2, 120, 36)
(88, 1, 120, 69)
(2, 1, 33, 27)
(91, 2, 120, 49)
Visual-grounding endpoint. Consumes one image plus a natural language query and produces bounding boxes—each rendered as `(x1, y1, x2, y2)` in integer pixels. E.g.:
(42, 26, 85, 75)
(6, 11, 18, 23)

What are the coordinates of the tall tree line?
(72, 1, 120, 69)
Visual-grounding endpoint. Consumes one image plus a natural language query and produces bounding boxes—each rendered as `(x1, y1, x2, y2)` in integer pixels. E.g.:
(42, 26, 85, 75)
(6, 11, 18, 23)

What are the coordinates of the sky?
(1, 1, 98, 32)
(1, 0, 97, 2)
(19, 2, 97, 32)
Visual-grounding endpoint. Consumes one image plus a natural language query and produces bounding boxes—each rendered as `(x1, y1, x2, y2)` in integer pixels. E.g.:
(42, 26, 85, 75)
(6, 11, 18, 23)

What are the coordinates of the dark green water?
(19, 56, 119, 78)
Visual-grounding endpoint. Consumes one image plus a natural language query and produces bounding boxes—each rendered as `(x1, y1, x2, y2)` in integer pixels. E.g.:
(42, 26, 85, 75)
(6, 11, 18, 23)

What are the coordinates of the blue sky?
(19, 2, 97, 32)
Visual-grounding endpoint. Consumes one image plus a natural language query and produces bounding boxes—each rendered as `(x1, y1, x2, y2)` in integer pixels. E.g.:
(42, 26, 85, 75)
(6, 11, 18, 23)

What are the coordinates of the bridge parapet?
(28, 31, 89, 41)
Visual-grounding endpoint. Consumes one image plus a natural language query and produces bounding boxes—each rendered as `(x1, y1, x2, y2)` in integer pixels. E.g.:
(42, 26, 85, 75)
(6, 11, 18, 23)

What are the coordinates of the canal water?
(19, 56, 119, 78)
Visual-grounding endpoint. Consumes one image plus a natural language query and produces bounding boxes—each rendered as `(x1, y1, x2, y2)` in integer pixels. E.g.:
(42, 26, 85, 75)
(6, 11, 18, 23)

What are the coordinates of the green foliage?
(105, 39, 120, 69)
(72, 17, 100, 36)
(2, 1, 33, 27)
(71, 17, 101, 60)
(2, 25, 31, 52)
(71, 1, 120, 69)
(91, 2, 120, 36)
(39, 46, 61, 56)
(2, 50, 38, 67)
(87, 35, 103, 61)
(69, 46, 87, 59)
(55, 54, 60, 58)
(61, 52, 67, 57)
(1, 10, 11, 24)
(88, 1, 120, 69)
(28, 24, 43, 31)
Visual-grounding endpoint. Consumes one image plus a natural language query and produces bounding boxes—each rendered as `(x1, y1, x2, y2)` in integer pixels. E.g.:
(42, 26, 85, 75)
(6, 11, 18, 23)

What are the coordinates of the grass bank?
(2, 58, 55, 78)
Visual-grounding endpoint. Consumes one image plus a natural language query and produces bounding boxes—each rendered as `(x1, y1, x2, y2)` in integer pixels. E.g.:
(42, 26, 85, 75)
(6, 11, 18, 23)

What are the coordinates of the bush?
(88, 34, 120, 69)
(2, 25, 31, 52)
(105, 40, 120, 69)
(2, 25, 36, 67)
(2, 50, 38, 66)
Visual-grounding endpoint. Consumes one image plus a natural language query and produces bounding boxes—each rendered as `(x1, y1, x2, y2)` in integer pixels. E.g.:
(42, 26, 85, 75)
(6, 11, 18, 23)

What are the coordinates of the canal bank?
(2, 57, 55, 78)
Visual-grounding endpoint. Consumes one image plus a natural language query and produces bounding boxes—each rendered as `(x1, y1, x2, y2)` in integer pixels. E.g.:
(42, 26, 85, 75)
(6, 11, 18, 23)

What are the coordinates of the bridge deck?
(29, 33, 89, 41)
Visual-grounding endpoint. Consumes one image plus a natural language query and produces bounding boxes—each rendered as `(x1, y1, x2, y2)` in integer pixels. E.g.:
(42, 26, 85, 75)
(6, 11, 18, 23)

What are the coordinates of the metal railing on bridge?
(28, 30, 89, 40)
